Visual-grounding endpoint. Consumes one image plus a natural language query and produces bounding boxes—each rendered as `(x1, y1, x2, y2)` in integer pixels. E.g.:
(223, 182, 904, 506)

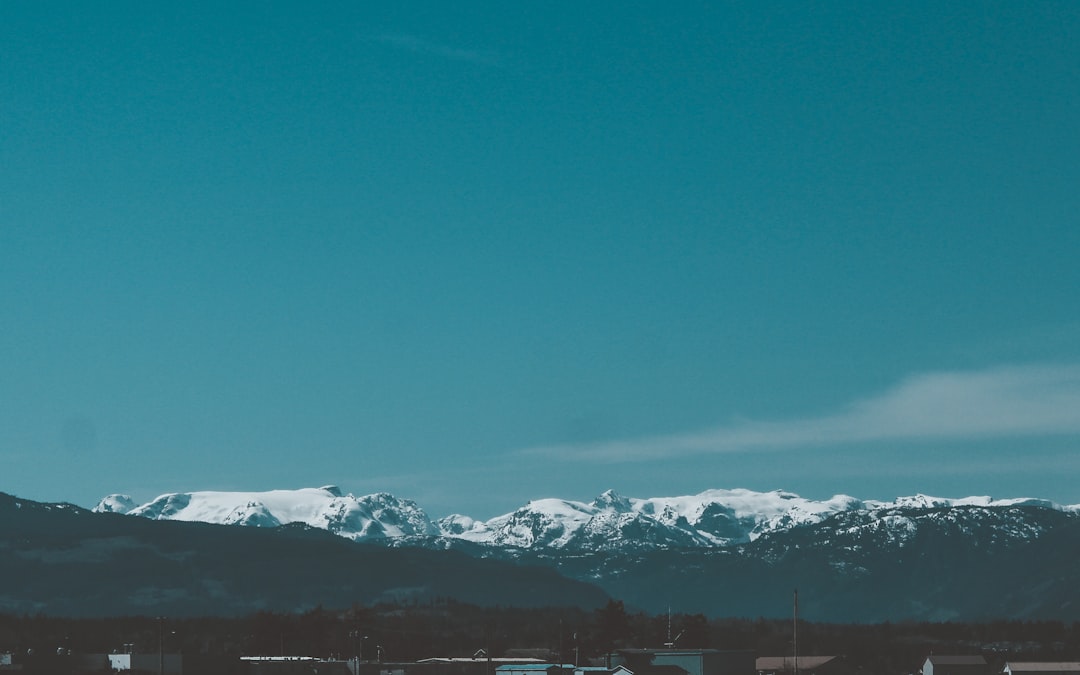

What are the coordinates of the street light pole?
(349, 630, 366, 675)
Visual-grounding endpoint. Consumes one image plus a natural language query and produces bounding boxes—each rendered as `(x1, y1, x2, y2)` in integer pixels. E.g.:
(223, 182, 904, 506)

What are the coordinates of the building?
(757, 656, 847, 675)
(242, 656, 352, 675)
(108, 652, 183, 674)
(1004, 664, 1080, 675)
(576, 667, 634, 675)
(0, 653, 18, 673)
(419, 659, 546, 666)
(612, 650, 756, 675)
(495, 664, 574, 675)
(923, 656, 989, 675)
(366, 658, 547, 675)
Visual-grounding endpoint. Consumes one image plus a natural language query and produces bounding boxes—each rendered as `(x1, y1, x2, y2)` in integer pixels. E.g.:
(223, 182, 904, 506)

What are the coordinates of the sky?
(2, 2, 1079, 520)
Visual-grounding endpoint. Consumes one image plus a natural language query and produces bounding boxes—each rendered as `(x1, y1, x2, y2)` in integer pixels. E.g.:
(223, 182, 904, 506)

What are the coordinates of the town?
(2, 602, 1079, 675)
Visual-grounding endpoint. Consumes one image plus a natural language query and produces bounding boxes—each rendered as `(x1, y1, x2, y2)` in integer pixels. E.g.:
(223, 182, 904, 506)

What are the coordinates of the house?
(577, 667, 634, 675)
(1004, 664, 1080, 675)
(612, 649, 756, 675)
(757, 656, 847, 675)
(923, 656, 989, 675)
(109, 652, 183, 674)
(495, 664, 574, 675)
(0, 653, 18, 673)
(361, 658, 549, 675)
(242, 656, 352, 675)
(419, 659, 546, 666)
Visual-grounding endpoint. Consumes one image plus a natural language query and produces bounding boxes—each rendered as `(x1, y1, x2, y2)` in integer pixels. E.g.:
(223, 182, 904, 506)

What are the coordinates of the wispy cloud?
(372, 34, 499, 67)
(517, 363, 1080, 462)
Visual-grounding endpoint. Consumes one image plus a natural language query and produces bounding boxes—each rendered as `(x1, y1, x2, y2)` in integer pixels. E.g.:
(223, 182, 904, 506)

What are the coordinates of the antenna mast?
(793, 589, 799, 675)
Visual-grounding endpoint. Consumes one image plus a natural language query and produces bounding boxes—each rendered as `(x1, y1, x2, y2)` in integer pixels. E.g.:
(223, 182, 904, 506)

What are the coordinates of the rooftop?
(758, 657, 840, 671)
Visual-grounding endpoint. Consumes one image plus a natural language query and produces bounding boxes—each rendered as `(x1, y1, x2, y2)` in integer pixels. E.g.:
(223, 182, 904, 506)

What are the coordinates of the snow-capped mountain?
(94, 485, 438, 540)
(97, 486, 1080, 553)
(436, 488, 862, 550)
(93, 493, 136, 514)
(438, 491, 711, 551)
(0, 491, 607, 618)
(53, 487, 1080, 619)
(556, 499, 1080, 621)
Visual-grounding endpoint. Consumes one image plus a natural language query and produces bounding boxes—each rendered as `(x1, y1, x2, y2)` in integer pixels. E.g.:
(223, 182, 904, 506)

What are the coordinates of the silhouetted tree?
(679, 614, 710, 648)
(593, 600, 631, 655)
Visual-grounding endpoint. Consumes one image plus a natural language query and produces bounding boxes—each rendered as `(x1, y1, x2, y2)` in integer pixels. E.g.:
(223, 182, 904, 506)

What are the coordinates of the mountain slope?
(101, 486, 1080, 553)
(0, 493, 608, 617)
(83, 486, 1080, 620)
(538, 503, 1080, 621)
(98, 486, 438, 540)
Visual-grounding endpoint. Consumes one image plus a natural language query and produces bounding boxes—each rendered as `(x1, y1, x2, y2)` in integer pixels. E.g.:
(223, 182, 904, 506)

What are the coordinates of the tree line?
(2, 599, 1080, 674)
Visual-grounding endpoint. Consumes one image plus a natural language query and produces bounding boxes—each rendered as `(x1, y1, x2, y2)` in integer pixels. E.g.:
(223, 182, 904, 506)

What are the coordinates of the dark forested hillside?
(0, 493, 608, 616)
(5, 492, 1080, 622)
(520, 505, 1080, 621)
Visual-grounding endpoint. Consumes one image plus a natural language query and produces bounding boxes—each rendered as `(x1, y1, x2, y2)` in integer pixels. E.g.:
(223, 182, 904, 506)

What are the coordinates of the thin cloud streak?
(372, 34, 499, 66)
(517, 364, 1080, 462)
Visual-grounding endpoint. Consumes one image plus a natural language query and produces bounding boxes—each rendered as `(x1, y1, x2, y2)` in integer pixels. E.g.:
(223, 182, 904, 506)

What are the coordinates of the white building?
(1004, 663, 1080, 675)
(923, 656, 988, 675)
(109, 652, 183, 674)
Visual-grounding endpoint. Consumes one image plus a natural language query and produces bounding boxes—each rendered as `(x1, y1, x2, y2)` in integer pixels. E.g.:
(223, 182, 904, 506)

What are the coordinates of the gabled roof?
(421, 659, 546, 664)
(758, 656, 840, 671)
(619, 649, 729, 656)
(636, 666, 688, 675)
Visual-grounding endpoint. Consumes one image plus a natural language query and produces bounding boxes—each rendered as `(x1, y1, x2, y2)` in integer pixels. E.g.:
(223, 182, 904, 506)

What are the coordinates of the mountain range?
(5, 486, 1080, 621)
(88, 486, 1080, 621)
(0, 491, 606, 617)
(93, 485, 1080, 552)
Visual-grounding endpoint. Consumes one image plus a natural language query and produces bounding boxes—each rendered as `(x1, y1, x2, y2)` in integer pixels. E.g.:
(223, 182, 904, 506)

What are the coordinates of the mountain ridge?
(94, 486, 1080, 552)
(0, 491, 609, 617)
(12, 489, 1080, 620)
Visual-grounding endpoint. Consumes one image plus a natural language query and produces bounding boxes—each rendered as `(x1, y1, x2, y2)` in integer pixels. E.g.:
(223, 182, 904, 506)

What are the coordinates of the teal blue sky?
(3, 2, 1079, 518)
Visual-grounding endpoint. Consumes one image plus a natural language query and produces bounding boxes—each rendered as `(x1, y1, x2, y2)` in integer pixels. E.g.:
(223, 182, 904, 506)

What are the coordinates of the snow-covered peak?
(865, 494, 1075, 512)
(592, 489, 633, 512)
(626, 489, 864, 543)
(445, 494, 712, 551)
(92, 494, 136, 515)
(456, 498, 599, 548)
(117, 487, 437, 540)
(98, 485, 1080, 552)
(320, 485, 344, 497)
(432, 488, 1079, 551)
(437, 514, 480, 535)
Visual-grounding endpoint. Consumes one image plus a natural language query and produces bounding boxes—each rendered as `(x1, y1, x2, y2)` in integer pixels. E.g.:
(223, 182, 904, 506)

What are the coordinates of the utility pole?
(793, 590, 799, 675)
(349, 630, 365, 675)
(157, 616, 164, 675)
(558, 619, 564, 671)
